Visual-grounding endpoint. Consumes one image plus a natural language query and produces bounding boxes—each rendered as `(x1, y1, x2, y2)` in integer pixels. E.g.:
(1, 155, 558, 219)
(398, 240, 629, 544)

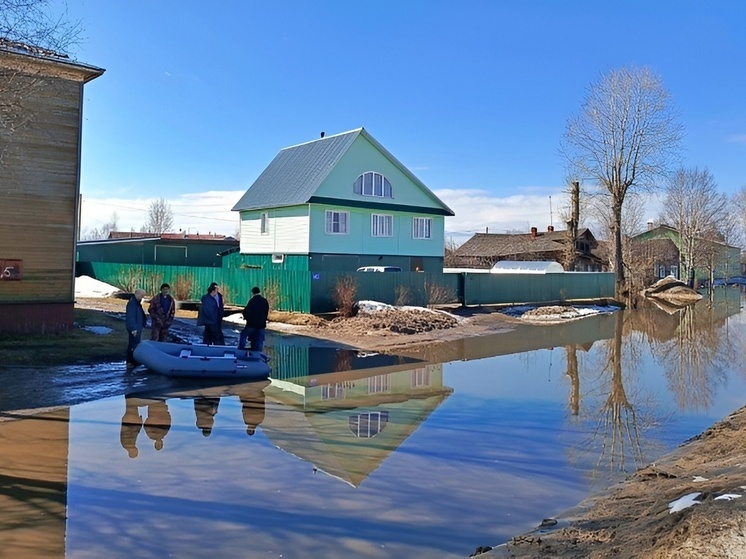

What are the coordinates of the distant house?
(77, 232, 238, 268)
(0, 39, 104, 334)
(453, 226, 607, 272)
(231, 128, 454, 273)
(630, 224, 741, 285)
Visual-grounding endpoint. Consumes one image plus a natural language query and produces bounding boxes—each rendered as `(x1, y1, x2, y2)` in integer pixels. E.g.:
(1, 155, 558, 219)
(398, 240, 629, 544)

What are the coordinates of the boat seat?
(179, 349, 191, 358)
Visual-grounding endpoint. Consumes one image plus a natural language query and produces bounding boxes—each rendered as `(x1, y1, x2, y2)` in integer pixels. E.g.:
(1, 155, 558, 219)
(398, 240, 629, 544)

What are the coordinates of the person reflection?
(194, 397, 220, 437)
(144, 400, 172, 451)
(120, 395, 143, 458)
(238, 385, 267, 437)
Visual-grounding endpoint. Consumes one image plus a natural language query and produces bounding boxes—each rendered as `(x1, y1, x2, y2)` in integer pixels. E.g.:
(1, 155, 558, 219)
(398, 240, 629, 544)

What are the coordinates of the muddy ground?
(73, 297, 746, 559)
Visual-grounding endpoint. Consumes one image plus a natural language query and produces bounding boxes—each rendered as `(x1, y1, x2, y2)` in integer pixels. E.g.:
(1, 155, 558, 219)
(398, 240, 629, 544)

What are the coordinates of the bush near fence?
(81, 261, 615, 314)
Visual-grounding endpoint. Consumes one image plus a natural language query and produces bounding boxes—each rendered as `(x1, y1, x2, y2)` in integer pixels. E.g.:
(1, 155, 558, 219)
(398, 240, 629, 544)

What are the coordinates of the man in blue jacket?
(198, 284, 221, 345)
(125, 289, 148, 368)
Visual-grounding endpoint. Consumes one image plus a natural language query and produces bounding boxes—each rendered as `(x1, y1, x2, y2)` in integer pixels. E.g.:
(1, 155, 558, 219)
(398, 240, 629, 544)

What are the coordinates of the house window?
(260, 212, 269, 235)
(371, 214, 393, 237)
(671, 265, 678, 279)
(657, 263, 666, 278)
(353, 172, 393, 198)
(321, 383, 345, 400)
(368, 374, 391, 394)
(412, 217, 432, 239)
(349, 411, 389, 438)
(411, 367, 431, 388)
(325, 210, 349, 234)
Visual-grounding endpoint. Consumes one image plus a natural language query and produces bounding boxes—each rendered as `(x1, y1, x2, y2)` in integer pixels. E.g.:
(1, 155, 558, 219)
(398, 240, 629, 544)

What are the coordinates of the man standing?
(148, 283, 175, 341)
(239, 286, 270, 351)
(209, 282, 225, 345)
(125, 289, 148, 368)
(198, 284, 220, 345)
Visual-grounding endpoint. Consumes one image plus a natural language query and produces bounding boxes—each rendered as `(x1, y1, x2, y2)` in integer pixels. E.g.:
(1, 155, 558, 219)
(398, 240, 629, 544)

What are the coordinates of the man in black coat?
(238, 286, 270, 351)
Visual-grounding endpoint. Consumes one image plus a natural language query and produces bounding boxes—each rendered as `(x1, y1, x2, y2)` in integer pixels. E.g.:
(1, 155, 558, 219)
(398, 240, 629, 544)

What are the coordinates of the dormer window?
(353, 172, 393, 198)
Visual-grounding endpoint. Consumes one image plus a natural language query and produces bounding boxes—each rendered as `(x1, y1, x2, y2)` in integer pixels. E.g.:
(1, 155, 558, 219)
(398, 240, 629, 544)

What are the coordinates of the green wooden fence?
(80, 261, 615, 314)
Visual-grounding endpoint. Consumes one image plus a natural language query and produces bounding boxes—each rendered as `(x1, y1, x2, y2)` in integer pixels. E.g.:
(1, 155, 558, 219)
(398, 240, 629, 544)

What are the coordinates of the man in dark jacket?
(198, 284, 221, 345)
(209, 282, 225, 345)
(148, 282, 175, 341)
(238, 286, 270, 351)
(125, 289, 148, 368)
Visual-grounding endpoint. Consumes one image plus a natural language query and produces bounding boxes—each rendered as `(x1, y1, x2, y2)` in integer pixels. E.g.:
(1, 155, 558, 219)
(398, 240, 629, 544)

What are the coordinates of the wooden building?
(0, 39, 104, 334)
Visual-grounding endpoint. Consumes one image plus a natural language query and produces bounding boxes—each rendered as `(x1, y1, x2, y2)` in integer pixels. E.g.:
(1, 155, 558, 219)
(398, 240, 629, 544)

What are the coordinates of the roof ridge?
(282, 128, 364, 151)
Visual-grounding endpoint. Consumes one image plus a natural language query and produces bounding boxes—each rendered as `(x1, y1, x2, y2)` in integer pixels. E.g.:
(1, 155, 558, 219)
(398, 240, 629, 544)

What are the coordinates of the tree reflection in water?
(640, 293, 741, 411)
(568, 291, 744, 482)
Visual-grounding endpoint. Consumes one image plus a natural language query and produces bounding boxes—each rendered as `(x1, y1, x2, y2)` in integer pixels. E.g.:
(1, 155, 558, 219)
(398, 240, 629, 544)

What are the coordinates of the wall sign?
(1, 259, 23, 280)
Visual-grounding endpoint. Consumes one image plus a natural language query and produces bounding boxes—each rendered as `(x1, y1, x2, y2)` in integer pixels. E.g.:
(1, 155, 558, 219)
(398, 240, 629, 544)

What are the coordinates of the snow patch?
(82, 326, 114, 335)
(668, 492, 702, 513)
(75, 276, 121, 298)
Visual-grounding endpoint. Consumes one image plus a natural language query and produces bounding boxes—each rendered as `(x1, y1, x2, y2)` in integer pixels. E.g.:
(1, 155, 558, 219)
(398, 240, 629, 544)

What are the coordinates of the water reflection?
(570, 290, 744, 479)
(630, 291, 741, 411)
(1, 293, 744, 558)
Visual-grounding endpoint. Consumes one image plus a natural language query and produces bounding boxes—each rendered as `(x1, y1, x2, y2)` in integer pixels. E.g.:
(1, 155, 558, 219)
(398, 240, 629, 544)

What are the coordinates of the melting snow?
(668, 492, 702, 513)
(714, 494, 742, 501)
(75, 276, 121, 298)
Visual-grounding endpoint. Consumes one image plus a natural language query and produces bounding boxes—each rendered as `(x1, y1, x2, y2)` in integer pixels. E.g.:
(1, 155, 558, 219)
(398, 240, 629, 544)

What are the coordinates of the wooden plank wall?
(0, 69, 82, 307)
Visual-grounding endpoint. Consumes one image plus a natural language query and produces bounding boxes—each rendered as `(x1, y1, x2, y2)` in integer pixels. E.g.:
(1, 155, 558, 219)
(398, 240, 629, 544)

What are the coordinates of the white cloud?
(81, 187, 571, 246)
(436, 187, 566, 245)
(727, 134, 746, 145)
(80, 190, 244, 236)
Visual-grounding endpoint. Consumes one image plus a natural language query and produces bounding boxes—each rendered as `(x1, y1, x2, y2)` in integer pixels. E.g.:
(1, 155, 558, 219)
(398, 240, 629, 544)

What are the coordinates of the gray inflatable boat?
(133, 340, 271, 379)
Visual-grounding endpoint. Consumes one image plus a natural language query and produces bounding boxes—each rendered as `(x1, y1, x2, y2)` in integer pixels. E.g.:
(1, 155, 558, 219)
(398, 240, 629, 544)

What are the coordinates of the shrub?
(332, 275, 357, 318)
(424, 279, 456, 308)
(172, 275, 194, 301)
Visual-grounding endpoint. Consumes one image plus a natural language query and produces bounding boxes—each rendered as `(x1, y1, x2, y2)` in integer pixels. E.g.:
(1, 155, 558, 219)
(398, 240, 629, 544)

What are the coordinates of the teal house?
(231, 128, 454, 272)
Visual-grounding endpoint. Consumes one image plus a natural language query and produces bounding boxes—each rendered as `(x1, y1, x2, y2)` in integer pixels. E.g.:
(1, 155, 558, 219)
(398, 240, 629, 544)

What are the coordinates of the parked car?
(356, 266, 402, 272)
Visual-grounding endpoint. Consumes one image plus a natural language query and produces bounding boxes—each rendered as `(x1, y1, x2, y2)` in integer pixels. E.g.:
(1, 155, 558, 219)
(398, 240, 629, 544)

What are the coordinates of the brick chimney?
(530, 227, 537, 238)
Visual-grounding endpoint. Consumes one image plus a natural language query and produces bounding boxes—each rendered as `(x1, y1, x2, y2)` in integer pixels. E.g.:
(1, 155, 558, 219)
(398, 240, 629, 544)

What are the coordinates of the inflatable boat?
(133, 340, 271, 379)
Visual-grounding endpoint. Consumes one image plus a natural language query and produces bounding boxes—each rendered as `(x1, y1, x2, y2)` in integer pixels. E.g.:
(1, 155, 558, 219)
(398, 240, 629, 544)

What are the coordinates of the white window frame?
(371, 214, 393, 237)
(325, 210, 349, 235)
(412, 217, 432, 239)
(353, 172, 393, 198)
(260, 212, 269, 235)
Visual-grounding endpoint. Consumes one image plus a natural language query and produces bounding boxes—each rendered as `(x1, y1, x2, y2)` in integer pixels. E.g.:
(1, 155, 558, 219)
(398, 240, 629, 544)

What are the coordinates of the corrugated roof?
(232, 129, 361, 212)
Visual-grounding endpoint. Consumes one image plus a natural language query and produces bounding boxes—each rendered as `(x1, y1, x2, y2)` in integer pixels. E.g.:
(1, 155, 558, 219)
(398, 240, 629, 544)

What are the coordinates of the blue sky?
(66, 0, 746, 242)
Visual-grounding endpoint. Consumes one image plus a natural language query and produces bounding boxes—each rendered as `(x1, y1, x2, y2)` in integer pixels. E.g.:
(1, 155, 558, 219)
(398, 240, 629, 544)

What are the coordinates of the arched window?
(353, 172, 393, 198)
(349, 411, 389, 438)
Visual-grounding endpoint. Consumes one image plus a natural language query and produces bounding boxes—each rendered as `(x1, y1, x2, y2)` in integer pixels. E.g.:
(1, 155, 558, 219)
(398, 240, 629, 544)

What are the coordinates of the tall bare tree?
(1, 0, 81, 53)
(660, 167, 729, 286)
(732, 185, 746, 250)
(1, 1, 82, 164)
(144, 198, 174, 234)
(561, 66, 683, 298)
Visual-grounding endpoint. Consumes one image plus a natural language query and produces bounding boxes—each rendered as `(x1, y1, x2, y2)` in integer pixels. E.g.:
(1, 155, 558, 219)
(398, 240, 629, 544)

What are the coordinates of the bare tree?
(1, 2, 83, 164)
(80, 211, 119, 240)
(144, 198, 174, 234)
(0, 0, 81, 53)
(660, 167, 729, 287)
(561, 66, 683, 298)
(732, 185, 746, 250)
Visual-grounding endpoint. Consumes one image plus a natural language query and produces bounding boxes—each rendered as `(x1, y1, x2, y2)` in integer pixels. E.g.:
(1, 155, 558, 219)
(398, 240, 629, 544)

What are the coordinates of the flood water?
(2, 290, 745, 559)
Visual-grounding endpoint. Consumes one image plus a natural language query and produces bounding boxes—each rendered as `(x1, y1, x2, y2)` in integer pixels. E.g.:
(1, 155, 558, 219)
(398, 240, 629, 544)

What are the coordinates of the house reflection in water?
(0, 409, 69, 558)
(263, 356, 452, 487)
